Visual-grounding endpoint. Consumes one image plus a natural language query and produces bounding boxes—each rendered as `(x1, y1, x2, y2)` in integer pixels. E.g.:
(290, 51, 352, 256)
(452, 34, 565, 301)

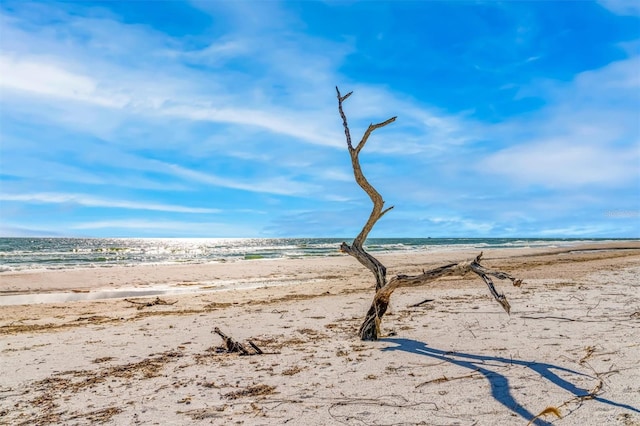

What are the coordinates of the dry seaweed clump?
(281, 365, 304, 376)
(12, 350, 183, 425)
(223, 384, 276, 400)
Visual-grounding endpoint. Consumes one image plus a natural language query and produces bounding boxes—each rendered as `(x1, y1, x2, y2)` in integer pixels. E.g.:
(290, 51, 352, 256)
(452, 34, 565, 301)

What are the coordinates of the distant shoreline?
(2, 237, 637, 273)
(1, 240, 639, 305)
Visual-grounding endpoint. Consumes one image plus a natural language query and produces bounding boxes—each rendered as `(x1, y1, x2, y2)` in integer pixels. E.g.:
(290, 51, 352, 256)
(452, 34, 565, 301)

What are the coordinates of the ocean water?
(0, 237, 618, 273)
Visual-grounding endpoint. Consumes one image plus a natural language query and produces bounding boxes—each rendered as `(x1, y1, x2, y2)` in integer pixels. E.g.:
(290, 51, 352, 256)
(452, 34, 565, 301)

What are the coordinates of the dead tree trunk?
(335, 87, 524, 341)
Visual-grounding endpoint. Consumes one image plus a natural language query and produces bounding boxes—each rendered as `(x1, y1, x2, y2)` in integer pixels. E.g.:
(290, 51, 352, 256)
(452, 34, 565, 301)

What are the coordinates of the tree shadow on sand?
(381, 338, 639, 425)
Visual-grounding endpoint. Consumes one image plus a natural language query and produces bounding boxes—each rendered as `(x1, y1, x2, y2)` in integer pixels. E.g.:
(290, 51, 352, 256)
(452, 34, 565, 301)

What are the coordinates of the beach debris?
(528, 360, 612, 425)
(527, 406, 562, 425)
(92, 356, 115, 364)
(124, 297, 177, 310)
(223, 384, 275, 400)
(579, 345, 596, 364)
(336, 87, 527, 341)
(179, 406, 227, 420)
(248, 341, 264, 355)
(281, 365, 304, 376)
(415, 369, 481, 388)
(408, 298, 435, 308)
(213, 327, 264, 355)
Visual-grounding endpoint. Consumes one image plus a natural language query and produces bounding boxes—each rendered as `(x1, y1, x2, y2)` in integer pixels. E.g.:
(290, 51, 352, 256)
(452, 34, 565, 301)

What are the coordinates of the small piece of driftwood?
(124, 297, 177, 310)
(213, 327, 263, 355)
(409, 298, 435, 308)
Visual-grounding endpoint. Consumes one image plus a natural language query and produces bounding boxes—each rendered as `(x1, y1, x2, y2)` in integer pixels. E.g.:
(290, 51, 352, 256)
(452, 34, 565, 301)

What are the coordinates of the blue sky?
(0, 0, 639, 238)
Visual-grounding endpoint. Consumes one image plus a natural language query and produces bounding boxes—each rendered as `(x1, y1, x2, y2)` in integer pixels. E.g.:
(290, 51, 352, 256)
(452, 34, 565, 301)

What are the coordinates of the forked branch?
(337, 86, 396, 290)
(336, 88, 527, 341)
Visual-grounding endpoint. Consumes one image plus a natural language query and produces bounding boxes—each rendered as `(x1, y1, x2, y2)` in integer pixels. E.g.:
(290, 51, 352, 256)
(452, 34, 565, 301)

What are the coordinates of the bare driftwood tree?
(336, 87, 524, 341)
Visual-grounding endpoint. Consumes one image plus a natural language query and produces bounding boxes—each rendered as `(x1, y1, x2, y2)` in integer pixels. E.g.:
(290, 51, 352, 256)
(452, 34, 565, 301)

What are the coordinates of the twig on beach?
(415, 369, 481, 388)
(248, 341, 264, 355)
(213, 327, 265, 356)
(213, 327, 249, 354)
(124, 297, 177, 310)
(520, 315, 576, 322)
(408, 298, 435, 308)
(527, 352, 616, 425)
(586, 300, 601, 316)
(527, 375, 604, 425)
(327, 395, 438, 425)
(223, 384, 275, 400)
(579, 346, 596, 364)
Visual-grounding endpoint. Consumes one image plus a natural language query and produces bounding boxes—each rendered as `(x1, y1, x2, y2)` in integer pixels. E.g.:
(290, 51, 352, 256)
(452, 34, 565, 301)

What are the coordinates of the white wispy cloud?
(0, 193, 219, 213)
(537, 225, 618, 237)
(479, 56, 640, 188)
(0, 52, 345, 148)
(0, 3, 350, 150)
(160, 104, 343, 148)
(0, 54, 125, 107)
(483, 141, 637, 187)
(598, 0, 640, 16)
(70, 219, 257, 237)
(162, 163, 320, 196)
(424, 216, 496, 234)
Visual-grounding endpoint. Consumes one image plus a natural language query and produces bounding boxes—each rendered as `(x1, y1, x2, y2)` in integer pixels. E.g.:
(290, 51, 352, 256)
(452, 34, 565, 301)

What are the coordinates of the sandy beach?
(1, 242, 639, 425)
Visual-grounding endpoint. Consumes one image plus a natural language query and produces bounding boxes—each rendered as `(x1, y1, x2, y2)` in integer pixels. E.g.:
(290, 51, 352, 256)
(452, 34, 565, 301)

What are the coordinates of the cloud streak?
(479, 56, 640, 189)
(0, 193, 219, 214)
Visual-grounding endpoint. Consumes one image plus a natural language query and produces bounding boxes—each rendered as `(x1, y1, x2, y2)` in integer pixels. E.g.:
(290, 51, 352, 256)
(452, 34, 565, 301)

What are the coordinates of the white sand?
(1, 242, 639, 425)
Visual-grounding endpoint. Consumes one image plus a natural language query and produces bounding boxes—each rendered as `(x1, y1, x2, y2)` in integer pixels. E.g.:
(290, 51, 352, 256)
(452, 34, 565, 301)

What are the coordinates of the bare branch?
(470, 252, 524, 288)
(381, 206, 395, 217)
(358, 255, 522, 340)
(338, 94, 394, 248)
(336, 87, 353, 150)
(355, 116, 397, 154)
(336, 87, 396, 290)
